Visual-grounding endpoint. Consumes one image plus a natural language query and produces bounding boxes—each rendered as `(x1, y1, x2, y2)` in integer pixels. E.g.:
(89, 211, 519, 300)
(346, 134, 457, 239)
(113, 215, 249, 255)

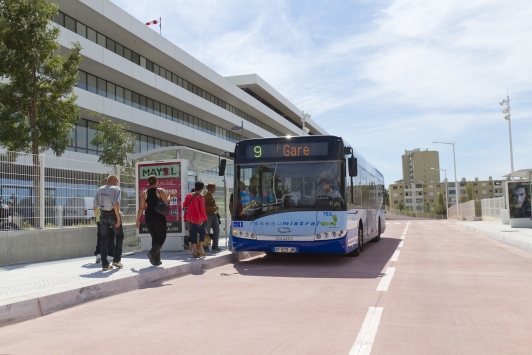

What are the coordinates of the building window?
(393, 186, 397, 190)
(393, 193, 398, 197)
(54, 11, 287, 137)
(76, 70, 243, 144)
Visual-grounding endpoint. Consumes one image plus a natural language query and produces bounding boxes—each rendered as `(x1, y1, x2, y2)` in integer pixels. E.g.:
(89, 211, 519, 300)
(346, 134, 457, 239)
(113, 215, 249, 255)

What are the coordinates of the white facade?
(50, 0, 326, 164)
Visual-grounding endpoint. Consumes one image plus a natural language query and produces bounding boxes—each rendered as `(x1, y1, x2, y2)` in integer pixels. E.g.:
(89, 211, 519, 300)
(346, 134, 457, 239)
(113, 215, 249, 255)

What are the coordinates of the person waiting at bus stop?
(204, 182, 221, 252)
(94, 177, 115, 264)
(135, 175, 176, 266)
(183, 181, 208, 258)
(93, 174, 124, 271)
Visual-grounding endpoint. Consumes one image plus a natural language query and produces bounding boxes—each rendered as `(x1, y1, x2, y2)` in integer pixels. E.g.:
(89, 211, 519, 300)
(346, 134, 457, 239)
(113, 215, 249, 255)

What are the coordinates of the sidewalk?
(0, 248, 262, 328)
(457, 220, 532, 253)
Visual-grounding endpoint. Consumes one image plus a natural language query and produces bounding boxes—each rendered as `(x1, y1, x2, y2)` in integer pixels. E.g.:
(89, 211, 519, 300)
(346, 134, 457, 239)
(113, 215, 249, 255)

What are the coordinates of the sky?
(110, 0, 532, 185)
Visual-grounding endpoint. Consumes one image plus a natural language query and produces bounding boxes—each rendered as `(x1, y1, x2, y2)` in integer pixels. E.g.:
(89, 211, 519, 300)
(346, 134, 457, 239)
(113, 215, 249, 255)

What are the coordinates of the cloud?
(110, 0, 532, 181)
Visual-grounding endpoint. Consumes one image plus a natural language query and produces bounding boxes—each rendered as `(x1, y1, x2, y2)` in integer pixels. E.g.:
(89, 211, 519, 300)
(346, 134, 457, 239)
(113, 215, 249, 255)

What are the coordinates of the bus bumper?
(232, 237, 348, 254)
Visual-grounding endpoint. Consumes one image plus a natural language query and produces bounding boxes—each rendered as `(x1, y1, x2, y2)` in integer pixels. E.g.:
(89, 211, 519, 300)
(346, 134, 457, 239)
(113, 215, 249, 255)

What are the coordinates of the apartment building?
(402, 148, 440, 185)
(389, 177, 504, 211)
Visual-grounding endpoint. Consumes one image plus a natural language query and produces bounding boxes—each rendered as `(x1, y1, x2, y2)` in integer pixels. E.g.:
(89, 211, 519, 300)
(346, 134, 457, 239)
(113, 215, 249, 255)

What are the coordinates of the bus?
(230, 135, 385, 256)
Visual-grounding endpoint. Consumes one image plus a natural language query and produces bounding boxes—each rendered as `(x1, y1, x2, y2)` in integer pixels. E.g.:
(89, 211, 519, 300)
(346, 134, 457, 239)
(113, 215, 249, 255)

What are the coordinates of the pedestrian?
(183, 188, 195, 253)
(204, 182, 221, 252)
(94, 177, 115, 264)
(93, 174, 124, 271)
(135, 175, 175, 266)
(183, 181, 207, 258)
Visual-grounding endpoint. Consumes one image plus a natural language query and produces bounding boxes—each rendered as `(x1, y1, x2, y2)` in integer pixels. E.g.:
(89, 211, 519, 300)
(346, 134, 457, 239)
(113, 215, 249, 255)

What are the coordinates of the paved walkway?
(0, 247, 261, 328)
(456, 220, 532, 253)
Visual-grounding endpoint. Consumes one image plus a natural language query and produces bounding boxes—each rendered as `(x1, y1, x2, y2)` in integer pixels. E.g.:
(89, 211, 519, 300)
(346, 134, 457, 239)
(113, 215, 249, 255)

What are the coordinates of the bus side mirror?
(218, 159, 227, 176)
(348, 156, 358, 177)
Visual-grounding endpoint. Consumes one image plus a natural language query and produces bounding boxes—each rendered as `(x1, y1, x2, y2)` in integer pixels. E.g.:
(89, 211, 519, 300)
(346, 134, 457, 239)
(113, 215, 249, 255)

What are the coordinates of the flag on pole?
(146, 17, 162, 35)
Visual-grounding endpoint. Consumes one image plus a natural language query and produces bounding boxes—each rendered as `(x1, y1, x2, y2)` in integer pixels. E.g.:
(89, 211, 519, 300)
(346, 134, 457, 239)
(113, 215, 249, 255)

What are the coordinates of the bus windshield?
(234, 161, 345, 220)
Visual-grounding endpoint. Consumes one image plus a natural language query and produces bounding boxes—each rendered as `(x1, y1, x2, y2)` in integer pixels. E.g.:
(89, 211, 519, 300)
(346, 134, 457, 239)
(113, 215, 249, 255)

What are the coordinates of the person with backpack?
(135, 175, 175, 266)
(183, 181, 208, 258)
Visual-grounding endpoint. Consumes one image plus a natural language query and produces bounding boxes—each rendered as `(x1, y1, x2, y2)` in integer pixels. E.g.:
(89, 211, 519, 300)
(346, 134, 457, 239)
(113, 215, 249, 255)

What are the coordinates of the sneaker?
(112, 261, 123, 269)
(95, 254, 101, 263)
(102, 264, 113, 271)
(187, 249, 193, 255)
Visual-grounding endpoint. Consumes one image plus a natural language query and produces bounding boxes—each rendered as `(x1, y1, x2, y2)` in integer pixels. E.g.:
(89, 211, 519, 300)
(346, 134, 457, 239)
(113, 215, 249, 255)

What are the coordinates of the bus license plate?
(274, 247, 297, 253)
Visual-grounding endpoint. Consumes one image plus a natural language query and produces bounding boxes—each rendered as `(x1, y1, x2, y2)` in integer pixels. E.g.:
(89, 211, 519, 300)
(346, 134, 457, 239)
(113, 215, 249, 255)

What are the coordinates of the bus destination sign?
(245, 141, 329, 159)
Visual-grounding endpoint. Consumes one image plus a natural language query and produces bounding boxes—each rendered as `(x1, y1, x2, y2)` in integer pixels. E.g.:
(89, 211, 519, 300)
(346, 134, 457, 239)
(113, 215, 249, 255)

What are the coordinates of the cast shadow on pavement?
(233, 236, 401, 280)
(79, 268, 120, 278)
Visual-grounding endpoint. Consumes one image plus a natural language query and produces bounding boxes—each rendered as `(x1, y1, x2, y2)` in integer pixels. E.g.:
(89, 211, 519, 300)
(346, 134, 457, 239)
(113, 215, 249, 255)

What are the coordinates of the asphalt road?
(1, 220, 531, 355)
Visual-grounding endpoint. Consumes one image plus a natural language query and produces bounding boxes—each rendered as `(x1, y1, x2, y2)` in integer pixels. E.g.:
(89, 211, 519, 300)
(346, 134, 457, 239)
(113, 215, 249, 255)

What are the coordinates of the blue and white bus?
(231, 135, 385, 256)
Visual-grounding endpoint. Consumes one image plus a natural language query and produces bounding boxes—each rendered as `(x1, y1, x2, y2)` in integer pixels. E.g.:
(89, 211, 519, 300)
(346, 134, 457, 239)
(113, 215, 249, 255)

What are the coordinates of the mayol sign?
(139, 164, 180, 179)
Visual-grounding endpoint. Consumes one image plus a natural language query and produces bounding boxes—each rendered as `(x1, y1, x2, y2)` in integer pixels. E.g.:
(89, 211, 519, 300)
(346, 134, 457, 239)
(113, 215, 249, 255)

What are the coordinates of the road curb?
(457, 223, 532, 253)
(0, 251, 262, 328)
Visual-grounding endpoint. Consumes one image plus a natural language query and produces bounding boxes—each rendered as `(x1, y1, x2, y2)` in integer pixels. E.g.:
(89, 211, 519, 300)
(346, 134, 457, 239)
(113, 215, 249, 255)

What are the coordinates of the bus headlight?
(323, 232, 329, 238)
(251, 233, 256, 239)
(316, 234, 321, 239)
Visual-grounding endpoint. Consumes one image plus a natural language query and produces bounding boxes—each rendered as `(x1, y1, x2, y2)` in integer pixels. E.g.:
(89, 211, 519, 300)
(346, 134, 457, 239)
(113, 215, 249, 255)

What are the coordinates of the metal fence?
(0, 149, 135, 231)
(480, 197, 505, 220)
(385, 206, 446, 219)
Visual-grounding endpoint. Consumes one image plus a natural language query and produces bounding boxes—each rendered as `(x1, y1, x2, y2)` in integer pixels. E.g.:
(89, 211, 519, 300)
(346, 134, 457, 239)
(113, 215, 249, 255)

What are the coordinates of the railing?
(480, 197, 505, 220)
(385, 206, 446, 220)
(0, 149, 135, 231)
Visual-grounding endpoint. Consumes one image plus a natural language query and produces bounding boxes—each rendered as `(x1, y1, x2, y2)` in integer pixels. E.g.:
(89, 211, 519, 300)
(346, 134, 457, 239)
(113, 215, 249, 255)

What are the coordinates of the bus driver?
(316, 177, 343, 207)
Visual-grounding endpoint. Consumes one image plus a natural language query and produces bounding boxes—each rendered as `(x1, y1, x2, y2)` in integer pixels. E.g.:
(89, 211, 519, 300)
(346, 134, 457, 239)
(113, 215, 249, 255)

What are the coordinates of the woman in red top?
(183, 181, 208, 258)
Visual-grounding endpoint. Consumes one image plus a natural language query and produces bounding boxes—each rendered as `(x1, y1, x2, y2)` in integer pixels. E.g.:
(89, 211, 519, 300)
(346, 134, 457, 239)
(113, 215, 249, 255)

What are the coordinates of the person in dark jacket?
(135, 175, 175, 266)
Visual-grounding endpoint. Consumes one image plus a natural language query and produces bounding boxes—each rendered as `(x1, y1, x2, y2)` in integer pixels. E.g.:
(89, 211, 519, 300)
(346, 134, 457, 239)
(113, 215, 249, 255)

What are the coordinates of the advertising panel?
(507, 182, 531, 219)
(136, 160, 185, 236)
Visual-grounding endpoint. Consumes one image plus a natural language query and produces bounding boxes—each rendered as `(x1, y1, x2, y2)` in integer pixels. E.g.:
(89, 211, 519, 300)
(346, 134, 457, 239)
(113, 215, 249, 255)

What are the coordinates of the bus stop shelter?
(128, 146, 233, 250)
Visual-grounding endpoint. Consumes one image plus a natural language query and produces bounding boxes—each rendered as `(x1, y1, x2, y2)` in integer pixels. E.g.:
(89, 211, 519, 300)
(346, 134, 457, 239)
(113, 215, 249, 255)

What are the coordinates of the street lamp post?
(431, 167, 449, 220)
(499, 91, 514, 175)
(433, 141, 460, 220)
(301, 111, 311, 135)
(231, 121, 244, 141)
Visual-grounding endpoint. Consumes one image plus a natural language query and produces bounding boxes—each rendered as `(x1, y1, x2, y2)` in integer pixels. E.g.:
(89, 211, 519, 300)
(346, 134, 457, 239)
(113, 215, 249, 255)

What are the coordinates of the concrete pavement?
(0, 247, 261, 328)
(456, 220, 532, 253)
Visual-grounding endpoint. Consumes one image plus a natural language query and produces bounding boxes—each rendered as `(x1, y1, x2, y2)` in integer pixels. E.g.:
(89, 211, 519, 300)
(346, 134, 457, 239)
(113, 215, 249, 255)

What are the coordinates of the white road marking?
(376, 267, 395, 291)
(401, 234, 405, 240)
(398, 241, 403, 248)
(349, 307, 384, 355)
(394, 223, 400, 224)
(391, 250, 400, 262)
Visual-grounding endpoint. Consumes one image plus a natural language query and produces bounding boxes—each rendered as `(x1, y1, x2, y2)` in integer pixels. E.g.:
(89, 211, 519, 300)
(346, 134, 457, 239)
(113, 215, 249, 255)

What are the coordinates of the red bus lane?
(1, 222, 532, 354)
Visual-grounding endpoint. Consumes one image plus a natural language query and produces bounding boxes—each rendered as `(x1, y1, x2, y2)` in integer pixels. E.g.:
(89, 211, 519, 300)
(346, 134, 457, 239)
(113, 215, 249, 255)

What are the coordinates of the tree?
(433, 192, 446, 215)
(90, 117, 137, 168)
(398, 200, 405, 210)
(0, 0, 82, 155)
(0, 0, 82, 228)
(465, 181, 476, 201)
(383, 188, 390, 206)
(424, 201, 430, 213)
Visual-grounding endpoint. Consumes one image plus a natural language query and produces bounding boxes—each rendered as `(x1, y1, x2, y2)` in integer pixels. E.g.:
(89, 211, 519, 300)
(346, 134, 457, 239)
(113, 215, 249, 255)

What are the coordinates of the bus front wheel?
(349, 227, 363, 257)
(372, 219, 381, 242)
